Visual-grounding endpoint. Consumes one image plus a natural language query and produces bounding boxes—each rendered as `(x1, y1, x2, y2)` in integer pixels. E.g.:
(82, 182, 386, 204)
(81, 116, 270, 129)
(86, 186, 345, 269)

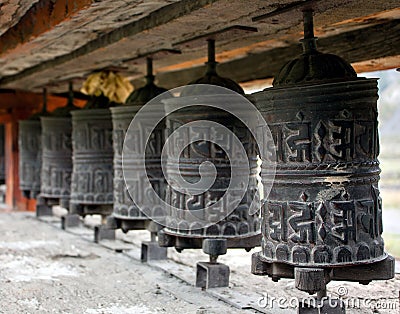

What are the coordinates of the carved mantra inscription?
(40, 118, 73, 198)
(164, 107, 260, 238)
(18, 121, 42, 195)
(254, 79, 384, 266)
(270, 119, 377, 164)
(70, 110, 113, 205)
(111, 106, 165, 219)
(263, 185, 383, 264)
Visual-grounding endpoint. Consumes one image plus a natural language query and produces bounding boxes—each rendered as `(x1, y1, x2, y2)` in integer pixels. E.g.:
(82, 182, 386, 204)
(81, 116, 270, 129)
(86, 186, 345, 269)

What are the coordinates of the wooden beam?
(153, 19, 400, 88)
(0, 0, 92, 55)
(0, 0, 218, 87)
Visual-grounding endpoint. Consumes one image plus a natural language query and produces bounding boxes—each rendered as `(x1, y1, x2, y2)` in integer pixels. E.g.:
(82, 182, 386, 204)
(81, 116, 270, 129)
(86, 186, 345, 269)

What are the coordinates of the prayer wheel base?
(36, 204, 53, 217)
(196, 262, 230, 289)
(106, 216, 161, 233)
(251, 251, 395, 284)
(141, 241, 168, 262)
(158, 229, 260, 252)
(61, 214, 81, 230)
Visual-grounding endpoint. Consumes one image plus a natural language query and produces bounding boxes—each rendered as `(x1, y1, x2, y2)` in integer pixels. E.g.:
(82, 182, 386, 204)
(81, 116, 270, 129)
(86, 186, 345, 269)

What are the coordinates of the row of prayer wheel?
(17, 9, 393, 311)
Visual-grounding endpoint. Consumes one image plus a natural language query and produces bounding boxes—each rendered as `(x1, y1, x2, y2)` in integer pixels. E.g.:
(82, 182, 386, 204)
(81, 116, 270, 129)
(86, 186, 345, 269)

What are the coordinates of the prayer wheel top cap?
(125, 58, 169, 106)
(273, 11, 357, 87)
(180, 39, 244, 96)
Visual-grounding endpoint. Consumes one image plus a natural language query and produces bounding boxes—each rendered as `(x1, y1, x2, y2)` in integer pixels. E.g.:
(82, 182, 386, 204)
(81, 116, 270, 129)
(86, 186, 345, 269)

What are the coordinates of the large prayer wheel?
(19, 90, 49, 199)
(18, 120, 41, 198)
(40, 117, 73, 207)
(69, 97, 114, 217)
(110, 58, 168, 231)
(251, 10, 394, 303)
(159, 40, 260, 251)
(39, 85, 79, 210)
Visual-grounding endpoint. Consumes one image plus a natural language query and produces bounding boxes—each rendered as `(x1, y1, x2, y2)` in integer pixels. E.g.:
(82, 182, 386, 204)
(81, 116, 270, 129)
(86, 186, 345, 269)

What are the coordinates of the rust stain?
(0, 0, 92, 56)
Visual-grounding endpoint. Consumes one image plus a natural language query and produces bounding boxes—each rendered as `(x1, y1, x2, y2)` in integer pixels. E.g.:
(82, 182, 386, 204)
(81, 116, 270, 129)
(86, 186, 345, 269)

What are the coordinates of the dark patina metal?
(108, 58, 169, 259)
(158, 39, 260, 288)
(39, 84, 79, 212)
(251, 10, 394, 311)
(18, 120, 41, 199)
(159, 39, 260, 251)
(110, 58, 168, 231)
(18, 89, 49, 199)
(69, 107, 114, 217)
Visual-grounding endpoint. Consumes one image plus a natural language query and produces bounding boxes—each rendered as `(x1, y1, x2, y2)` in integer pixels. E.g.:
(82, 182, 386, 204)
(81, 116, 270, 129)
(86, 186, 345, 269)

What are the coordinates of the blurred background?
(366, 69, 400, 260)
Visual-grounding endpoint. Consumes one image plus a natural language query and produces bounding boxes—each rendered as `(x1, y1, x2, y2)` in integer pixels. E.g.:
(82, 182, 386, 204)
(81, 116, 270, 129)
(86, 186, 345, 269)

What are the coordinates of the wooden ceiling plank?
(153, 18, 400, 89)
(0, 0, 218, 85)
(0, 0, 93, 54)
(0, 1, 399, 93)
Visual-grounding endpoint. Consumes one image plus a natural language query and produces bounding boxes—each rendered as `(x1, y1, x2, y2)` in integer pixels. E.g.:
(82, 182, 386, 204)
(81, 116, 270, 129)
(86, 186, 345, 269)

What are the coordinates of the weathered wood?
(0, 0, 92, 54)
(5, 115, 26, 210)
(0, 0, 218, 84)
(0, 1, 399, 93)
(155, 19, 400, 88)
(0, 0, 38, 35)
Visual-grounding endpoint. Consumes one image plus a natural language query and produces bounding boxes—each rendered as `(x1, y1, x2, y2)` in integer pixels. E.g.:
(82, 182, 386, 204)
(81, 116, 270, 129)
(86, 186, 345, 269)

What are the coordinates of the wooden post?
(4, 116, 35, 211)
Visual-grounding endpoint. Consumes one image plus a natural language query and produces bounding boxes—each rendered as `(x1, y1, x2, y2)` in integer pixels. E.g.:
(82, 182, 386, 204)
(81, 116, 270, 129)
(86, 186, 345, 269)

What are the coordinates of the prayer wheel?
(110, 58, 168, 231)
(69, 95, 115, 217)
(38, 84, 79, 213)
(158, 39, 260, 288)
(18, 120, 41, 198)
(18, 89, 49, 199)
(251, 10, 394, 310)
(160, 39, 260, 250)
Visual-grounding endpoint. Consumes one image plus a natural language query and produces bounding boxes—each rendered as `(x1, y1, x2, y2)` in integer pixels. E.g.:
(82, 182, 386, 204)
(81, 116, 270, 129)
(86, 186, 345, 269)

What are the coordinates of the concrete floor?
(0, 211, 399, 314)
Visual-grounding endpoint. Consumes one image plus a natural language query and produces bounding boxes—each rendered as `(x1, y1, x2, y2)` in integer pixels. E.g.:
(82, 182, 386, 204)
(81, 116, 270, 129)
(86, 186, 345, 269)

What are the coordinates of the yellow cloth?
(81, 71, 133, 104)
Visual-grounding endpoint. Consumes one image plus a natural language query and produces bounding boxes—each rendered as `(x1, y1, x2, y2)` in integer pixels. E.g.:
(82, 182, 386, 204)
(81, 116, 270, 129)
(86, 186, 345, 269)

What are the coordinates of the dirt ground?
(0, 211, 399, 314)
(0, 212, 247, 314)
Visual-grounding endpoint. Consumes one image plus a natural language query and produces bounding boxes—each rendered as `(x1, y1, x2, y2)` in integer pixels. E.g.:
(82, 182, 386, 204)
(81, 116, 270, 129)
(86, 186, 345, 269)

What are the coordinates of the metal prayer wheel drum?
(110, 58, 168, 230)
(111, 105, 167, 226)
(111, 105, 147, 224)
(70, 109, 114, 216)
(18, 121, 42, 198)
(162, 101, 260, 249)
(0, 125, 5, 184)
(159, 39, 261, 251)
(35, 86, 79, 216)
(252, 12, 393, 294)
(40, 116, 74, 207)
(254, 79, 385, 267)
